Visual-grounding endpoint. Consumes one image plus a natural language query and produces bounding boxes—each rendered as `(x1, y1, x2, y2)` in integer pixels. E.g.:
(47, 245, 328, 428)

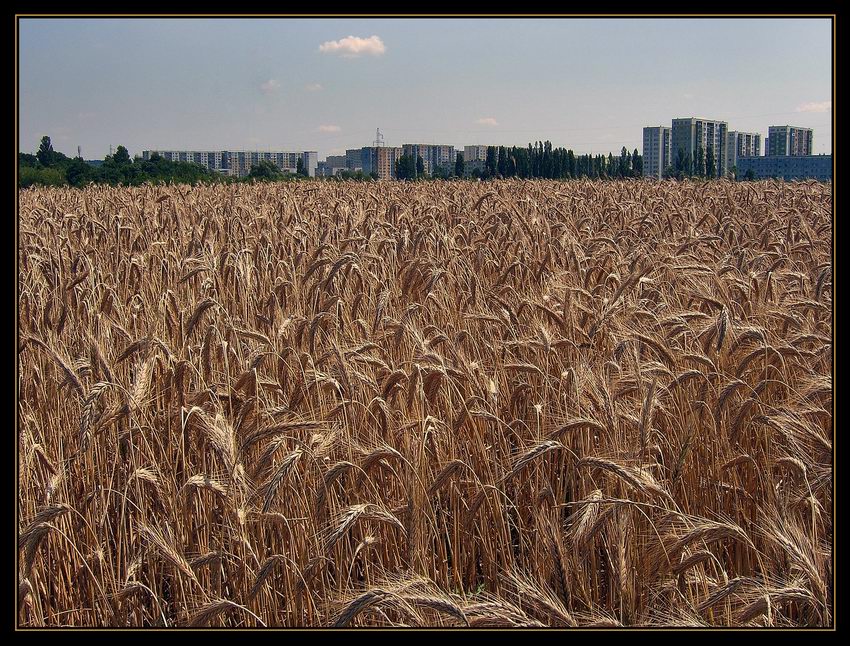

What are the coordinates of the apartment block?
(736, 154, 831, 181)
(142, 150, 228, 173)
(670, 117, 728, 176)
(359, 147, 377, 176)
(376, 147, 403, 180)
(463, 145, 489, 164)
(767, 126, 813, 156)
(726, 131, 762, 175)
(345, 149, 363, 172)
(402, 144, 455, 176)
(642, 126, 671, 179)
(141, 149, 318, 178)
(356, 146, 403, 179)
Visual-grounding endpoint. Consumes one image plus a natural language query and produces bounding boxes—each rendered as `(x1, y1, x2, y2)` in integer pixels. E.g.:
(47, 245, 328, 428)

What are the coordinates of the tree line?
(18, 137, 313, 188)
(663, 146, 725, 180)
(395, 142, 643, 180)
(20, 135, 647, 188)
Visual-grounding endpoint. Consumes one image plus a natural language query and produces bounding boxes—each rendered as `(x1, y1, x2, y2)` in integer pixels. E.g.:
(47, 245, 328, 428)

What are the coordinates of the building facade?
(670, 118, 728, 177)
(345, 149, 363, 172)
(726, 131, 762, 175)
(376, 147, 403, 180)
(359, 147, 377, 176)
(767, 126, 813, 156)
(141, 150, 318, 178)
(402, 144, 455, 176)
(142, 150, 228, 173)
(325, 155, 348, 175)
(354, 146, 403, 179)
(463, 145, 489, 163)
(642, 126, 671, 179)
(736, 154, 831, 181)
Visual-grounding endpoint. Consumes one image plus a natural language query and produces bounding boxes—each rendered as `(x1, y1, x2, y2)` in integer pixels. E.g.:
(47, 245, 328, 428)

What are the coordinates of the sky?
(18, 17, 833, 160)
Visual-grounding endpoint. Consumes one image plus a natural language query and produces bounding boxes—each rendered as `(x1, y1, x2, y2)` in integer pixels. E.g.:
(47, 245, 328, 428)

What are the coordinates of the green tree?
(485, 146, 497, 178)
(432, 165, 452, 180)
(633, 149, 642, 177)
(416, 155, 425, 179)
(19, 166, 66, 188)
(395, 155, 416, 180)
(66, 157, 94, 187)
(19, 152, 39, 168)
(36, 136, 56, 167)
(113, 145, 131, 166)
(674, 149, 688, 179)
(297, 156, 308, 177)
(247, 160, 284, 181)
(695, 146, 705, 177)
(455, 152, 465, 178)
(705, 147, 715, 179)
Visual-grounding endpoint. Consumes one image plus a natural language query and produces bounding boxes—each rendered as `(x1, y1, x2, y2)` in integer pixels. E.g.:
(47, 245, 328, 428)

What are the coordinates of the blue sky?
(19, 18, 833, 159)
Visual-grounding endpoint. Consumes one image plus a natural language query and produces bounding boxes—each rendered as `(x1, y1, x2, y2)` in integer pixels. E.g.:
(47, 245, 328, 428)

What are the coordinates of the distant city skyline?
(19, 17, 833, 159)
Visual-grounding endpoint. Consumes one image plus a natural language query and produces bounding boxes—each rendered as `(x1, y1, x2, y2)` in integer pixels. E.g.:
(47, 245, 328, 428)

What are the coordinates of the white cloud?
(319, 35, 386, 57)
(260, 79, 281, 94)
(796, 101, 831, 113)
(306, 83, 323, 92)
(476, 117, 499, 127)
(318, 125, 341, 133)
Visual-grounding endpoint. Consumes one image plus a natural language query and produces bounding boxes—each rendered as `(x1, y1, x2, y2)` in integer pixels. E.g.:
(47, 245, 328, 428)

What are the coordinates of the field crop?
(17, 179, 832, 627)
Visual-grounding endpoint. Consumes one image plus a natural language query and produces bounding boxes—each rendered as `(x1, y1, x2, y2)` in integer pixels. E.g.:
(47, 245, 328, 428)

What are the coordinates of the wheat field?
(17, 179, 832, 627)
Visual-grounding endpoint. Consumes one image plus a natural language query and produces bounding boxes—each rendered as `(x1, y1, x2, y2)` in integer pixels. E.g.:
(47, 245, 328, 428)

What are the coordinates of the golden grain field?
(17, 179, 832, 627)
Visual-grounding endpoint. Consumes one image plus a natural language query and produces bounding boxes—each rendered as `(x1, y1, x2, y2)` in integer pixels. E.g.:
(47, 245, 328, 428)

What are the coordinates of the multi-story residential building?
(463, 145, 489, 164)
(141, 150, 318, 178)
(736, 154, 831, 181)
(316, 161, 331, 177)
(142, 150, 228, 173)
(642, 126, 671, 179)
(345, 149, 363, 172)
(725, 131, 762, 176)
(227, 151, 318, 178)
(354, 146, 403, 180)
(359, 147, 377, 176)
(380, 147, 403, 180)
(461, 145, 490, 176)
(670, 117, 728, 177)
(323, 155, 347, 176)
(767, 126, 813, 156)
(301, 151, 319, 178)
(402, 144, 455, 176)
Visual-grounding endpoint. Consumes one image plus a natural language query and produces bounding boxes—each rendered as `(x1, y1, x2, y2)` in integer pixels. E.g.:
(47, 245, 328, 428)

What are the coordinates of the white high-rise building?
(767, 126, 813, 156)
(642, 126, 671, 179)
(726, 131, 762, 176)
(671, 118, 729, 177)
